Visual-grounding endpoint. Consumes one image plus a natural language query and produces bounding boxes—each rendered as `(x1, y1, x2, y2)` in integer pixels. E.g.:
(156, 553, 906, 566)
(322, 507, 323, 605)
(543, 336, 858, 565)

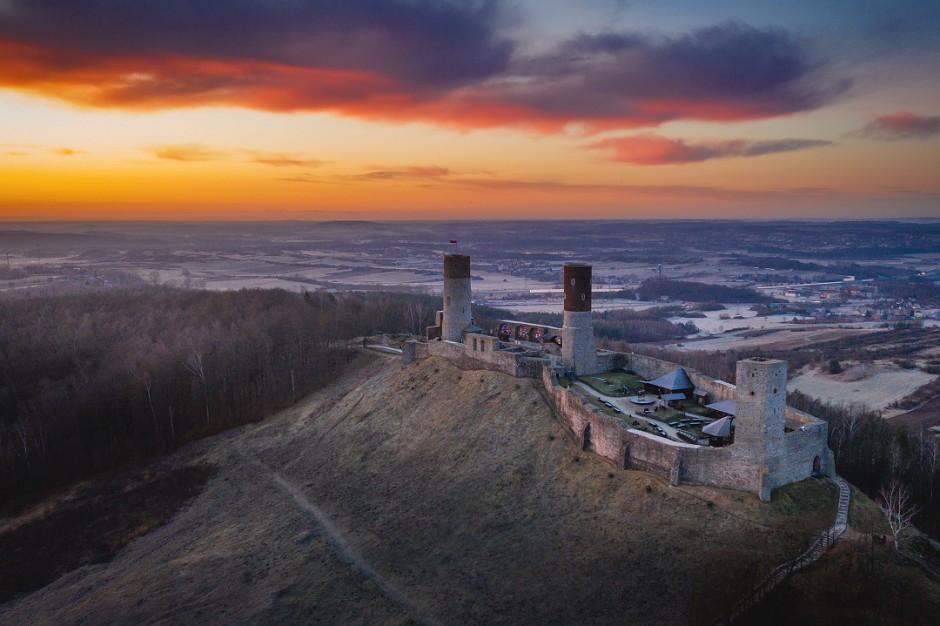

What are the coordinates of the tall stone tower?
(561, 263, 598, 374)
(442, 254, 472, 342)
(734, 357, 786, 501)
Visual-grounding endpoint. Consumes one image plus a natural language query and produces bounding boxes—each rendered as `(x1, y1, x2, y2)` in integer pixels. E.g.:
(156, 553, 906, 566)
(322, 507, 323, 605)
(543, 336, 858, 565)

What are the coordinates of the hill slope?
(0, 353, 902, 624)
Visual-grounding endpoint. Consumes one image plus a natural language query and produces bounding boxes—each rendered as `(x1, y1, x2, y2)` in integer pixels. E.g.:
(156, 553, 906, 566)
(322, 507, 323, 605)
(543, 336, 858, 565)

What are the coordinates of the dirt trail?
(0, 353, 853, 625)
(256, 458, 441, 626)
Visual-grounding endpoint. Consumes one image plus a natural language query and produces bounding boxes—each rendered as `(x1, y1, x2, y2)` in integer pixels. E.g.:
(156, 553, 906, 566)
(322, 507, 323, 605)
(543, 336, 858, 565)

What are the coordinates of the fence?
(721, 476, 850, 624)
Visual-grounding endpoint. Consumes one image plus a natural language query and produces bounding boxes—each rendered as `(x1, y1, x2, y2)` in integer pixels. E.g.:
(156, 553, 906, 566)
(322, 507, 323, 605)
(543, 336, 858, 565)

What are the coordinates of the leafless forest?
(0, 288, 437, 504)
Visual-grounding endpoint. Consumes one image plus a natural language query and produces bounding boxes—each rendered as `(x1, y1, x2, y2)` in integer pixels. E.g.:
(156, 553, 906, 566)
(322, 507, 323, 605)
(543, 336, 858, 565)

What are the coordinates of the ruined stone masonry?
(407, 253, 835, 501)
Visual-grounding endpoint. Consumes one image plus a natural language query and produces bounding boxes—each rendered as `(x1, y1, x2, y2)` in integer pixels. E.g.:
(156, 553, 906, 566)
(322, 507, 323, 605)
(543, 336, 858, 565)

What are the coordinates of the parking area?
(573, 380, 712, 445)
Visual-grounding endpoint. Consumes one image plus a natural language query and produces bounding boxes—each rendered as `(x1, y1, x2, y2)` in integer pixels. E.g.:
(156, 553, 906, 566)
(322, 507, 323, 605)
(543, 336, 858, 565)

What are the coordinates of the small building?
(642, 368, 694, 399)
(661, 392, 687, 409)
(705, 399, 736, 418)
(703, 415, 734, 446)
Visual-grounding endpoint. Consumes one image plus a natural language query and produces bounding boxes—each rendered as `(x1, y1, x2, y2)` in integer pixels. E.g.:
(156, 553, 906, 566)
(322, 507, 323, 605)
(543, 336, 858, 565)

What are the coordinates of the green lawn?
(681, 403, 713, 417)
(847, 485, 890, 533)
(577, 371, 645, 396)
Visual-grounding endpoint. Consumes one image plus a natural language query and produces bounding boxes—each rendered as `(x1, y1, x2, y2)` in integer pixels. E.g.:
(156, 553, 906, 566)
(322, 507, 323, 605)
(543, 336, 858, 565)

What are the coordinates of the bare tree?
(168, 404, 176, 442)
(404, 300, 432, 336)
(879, 478, 921, 551)
(926, 437, 940, 501)
(186, 348, 210, 427)
(145, 373, 156, 423)
(13, 419, 31, 471)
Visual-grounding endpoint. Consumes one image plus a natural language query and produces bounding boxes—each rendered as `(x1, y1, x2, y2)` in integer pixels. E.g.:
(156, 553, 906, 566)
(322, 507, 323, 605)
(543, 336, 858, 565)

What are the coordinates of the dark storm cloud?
(0, 0, 514, 90)
(855, 112, 940, 140)
(497, 22, 850, 128)
(0, 3, 847, 130)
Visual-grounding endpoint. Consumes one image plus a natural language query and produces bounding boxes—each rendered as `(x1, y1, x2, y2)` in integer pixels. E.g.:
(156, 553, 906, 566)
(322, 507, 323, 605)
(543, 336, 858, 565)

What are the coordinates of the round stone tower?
(562, 263, 598, 374)
(442, 254, 472, 342)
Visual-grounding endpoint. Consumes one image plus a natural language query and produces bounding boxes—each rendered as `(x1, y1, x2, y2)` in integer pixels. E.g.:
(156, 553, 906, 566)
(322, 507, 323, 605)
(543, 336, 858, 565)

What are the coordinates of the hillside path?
(726, 475, 851, 624)
(249, 457, 442, 626)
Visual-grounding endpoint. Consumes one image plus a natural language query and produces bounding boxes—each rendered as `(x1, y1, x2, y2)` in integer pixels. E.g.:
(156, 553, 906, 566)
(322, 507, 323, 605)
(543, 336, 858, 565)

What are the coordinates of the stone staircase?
(722, 476, 851, 624)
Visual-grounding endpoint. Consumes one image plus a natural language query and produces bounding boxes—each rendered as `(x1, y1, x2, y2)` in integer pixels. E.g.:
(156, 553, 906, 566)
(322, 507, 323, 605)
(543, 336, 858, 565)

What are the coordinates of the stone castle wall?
(676, 445, 758, 493)
(540, 367, 686, 482)
(774, 423, 834, 488)
(405, 341, 833, 500)
(424, 339, 542, 378)
(401, 340, 429, 364)
(539, 367, 769, 489)
(618, 352, 737, 403)
(539, 366, 831, 499)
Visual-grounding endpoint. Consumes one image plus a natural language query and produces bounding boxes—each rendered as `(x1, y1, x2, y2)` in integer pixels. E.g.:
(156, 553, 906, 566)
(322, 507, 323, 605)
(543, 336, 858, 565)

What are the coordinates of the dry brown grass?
(736, 536, 940, 626)
(0, 464, 214, 603)
(1, 354, 921, 625)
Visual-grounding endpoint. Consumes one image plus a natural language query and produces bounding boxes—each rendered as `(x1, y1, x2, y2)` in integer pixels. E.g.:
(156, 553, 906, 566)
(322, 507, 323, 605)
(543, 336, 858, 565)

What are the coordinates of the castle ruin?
(405, 254, 835, 501)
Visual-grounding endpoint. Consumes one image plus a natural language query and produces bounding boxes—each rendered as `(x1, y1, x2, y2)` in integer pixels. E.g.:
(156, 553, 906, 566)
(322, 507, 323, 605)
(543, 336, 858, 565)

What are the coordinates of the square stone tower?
(561, 263, 598, 374)
(735, 357, 786, 501)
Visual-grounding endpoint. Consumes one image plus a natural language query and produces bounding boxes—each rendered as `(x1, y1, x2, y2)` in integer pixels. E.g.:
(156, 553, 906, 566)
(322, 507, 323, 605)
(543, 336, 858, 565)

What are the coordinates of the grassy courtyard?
(576, 370, 645, 396)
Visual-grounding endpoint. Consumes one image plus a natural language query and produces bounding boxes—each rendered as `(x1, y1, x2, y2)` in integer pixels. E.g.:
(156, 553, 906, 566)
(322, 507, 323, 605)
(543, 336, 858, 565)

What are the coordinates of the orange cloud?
(147, 144, 326, 168)
(347, 166, 451, 181)
(150, 144, 223, 162)
(249, 153, 327, 168)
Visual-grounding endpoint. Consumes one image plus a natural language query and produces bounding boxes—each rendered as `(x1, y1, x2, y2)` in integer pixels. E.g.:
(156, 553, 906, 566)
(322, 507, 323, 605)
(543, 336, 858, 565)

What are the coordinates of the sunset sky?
(1, 0, 939, 221)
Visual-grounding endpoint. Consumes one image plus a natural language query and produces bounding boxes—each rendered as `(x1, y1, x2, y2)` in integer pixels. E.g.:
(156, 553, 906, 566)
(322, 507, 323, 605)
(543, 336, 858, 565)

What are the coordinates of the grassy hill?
(2, 352, 938, 625)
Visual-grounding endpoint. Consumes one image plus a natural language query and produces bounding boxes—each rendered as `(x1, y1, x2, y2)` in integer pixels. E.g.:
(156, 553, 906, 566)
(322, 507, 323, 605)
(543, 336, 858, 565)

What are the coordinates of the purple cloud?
(0, 4, 847, 131)
(493, 22, 850, 129)
(587, 134, 831, 165)
(0, 0, 513, 91)
(856, 112, 940, 140)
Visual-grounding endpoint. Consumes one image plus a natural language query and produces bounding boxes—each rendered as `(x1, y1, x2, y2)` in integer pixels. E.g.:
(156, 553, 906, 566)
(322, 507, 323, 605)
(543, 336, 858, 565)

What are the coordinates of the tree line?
(788, 391, 939, 539)
(0, 287, 438, 502)
(473, 304, 699, 344)
(636, 278, 777, 304)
